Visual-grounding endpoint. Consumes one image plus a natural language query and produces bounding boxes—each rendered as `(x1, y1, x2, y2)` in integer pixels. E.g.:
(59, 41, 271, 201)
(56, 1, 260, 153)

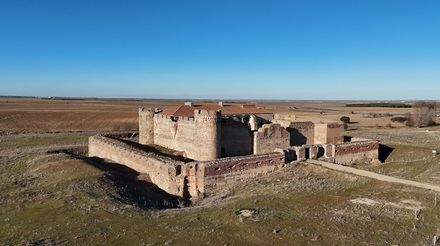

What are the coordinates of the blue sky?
(1, 0, 439, 100)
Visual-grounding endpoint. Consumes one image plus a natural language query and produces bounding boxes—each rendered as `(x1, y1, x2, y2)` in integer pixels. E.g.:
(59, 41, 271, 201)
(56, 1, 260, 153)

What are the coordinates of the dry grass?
(1, 98, 440, 244)
(1, 133, 440, 245)
(0, 98, 415, 134)
(0, 98, 182, 134)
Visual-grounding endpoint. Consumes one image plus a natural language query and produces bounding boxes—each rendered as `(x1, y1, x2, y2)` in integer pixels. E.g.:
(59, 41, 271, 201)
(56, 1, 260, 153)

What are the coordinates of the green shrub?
(340, 116, 350, 124)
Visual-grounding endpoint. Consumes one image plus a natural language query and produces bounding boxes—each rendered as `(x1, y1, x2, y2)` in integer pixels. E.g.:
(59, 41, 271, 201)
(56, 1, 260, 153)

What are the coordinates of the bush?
(409, 101, 439, 127)
(390, 116, 409, 123)
(340, 116, 350, 124)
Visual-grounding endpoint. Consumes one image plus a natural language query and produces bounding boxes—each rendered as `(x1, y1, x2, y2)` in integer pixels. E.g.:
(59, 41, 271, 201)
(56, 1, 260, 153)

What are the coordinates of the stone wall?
(288, 121, 315, 145)
(153, 114, 199, 159)
(138, 108, 155, 145)
(313, 124, 328, 144)
(253, 124, 290, 154)
(194, 110, 221, 161)
(332, 141, 379, 165)
(220, 119, 253, 157)
(88, 135, 185, 197)
(314, 123, 342, 144)
(327, 123, 343, 144)
(200, 152, 284, 196)
(272, 113, 297, 127)
(89, 135, 285, 199)
(152, 110, 220, 161)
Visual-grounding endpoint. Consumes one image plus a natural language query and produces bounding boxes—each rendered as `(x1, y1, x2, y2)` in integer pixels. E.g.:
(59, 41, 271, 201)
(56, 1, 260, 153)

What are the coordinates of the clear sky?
(1, 0, 439, 100)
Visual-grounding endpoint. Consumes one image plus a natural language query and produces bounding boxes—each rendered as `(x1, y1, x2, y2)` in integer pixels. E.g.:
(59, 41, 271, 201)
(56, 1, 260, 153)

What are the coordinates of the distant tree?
(340, 116, 350, 124)
(390, 116, 409, 123)
(408, 101, 439, 127)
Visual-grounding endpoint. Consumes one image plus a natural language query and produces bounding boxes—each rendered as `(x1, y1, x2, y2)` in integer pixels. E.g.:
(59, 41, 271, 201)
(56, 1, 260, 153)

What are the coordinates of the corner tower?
(194, 109, 221, 161)
(138, 108, 155, 145)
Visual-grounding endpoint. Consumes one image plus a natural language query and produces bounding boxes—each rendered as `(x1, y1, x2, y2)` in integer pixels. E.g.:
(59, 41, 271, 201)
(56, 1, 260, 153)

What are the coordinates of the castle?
(89, 102, 379, 200)
(138, 102, 343, 160)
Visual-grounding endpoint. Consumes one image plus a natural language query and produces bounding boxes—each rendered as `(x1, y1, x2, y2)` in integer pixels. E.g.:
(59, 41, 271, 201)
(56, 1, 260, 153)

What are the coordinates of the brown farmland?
(2, 97, 440, 245)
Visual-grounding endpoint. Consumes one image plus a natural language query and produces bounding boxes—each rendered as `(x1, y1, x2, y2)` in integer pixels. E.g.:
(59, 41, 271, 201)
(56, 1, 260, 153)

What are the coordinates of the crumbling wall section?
(89, 135, 286, 199)
(138, 108, 155, 145)
(272, 113, 297, 128)
(288, 121, 315, 145)
(220, 119, 253, 157)
(332, 141, 379, 165)
(199, 152, 284, 196)
(327, 123, 343, 144)
(314, 123, 342, 145)
(88, 135, 185, 197)
(313, 123, 328, 144)
(253, 124, 290, 154)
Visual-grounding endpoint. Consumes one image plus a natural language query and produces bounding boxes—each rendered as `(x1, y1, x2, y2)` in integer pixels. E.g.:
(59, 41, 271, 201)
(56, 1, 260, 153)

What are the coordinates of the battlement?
(194, 109, 221, 117)
(154, 113, 195, 122)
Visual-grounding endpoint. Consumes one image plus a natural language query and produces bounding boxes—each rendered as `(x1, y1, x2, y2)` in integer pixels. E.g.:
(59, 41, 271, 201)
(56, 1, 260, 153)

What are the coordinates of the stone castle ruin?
(89, 102, 379, 200)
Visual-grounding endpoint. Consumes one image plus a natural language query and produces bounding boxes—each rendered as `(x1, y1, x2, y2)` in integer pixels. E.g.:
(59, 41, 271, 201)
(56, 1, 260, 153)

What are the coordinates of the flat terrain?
(0, 98, 414, 134)
(1, 98, 440, 245)
(0, 98, 182, 134)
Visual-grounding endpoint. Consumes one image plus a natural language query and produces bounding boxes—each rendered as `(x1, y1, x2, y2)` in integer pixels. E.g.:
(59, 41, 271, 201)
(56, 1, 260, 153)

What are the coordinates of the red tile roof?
(159, 103, 272, 117)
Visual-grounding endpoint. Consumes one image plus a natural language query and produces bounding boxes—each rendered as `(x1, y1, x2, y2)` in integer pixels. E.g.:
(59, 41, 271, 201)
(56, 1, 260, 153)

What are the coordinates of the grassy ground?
(1, 133, 440, 245)
(0, 133, 89, 152)
(351, 128, 440, 186)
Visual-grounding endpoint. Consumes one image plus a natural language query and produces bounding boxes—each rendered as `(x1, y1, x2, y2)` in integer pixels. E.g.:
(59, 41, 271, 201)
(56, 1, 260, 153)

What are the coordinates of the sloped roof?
(159, 103, 272, 117)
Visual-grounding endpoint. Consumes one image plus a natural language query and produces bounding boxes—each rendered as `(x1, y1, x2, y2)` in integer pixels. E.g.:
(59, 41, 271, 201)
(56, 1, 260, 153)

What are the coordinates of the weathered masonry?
(138, 102, 345, 161)
(89, 102, 380, 200)
(330, 140, 380, 165)
(89, 134, 284, 199)
(139, 103, 273, 161)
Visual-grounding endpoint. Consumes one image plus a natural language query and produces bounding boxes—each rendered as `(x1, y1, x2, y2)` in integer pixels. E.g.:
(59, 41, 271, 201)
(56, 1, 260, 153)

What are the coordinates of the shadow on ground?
(49, 148, 189, 209)
(379, 144, 394, 162)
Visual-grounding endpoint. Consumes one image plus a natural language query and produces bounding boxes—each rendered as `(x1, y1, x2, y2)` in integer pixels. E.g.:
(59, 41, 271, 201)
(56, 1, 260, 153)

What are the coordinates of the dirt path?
(307, 160, 440, 193)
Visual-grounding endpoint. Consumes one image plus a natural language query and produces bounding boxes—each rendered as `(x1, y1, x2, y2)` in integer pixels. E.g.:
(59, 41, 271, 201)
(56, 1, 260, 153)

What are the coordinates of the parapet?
(89, 134, 181, 167)
(194, 109, 222, 117)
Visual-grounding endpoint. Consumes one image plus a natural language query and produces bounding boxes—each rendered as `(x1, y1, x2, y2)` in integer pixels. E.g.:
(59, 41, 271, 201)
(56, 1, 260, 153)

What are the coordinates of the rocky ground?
(2, 131, 440, 245)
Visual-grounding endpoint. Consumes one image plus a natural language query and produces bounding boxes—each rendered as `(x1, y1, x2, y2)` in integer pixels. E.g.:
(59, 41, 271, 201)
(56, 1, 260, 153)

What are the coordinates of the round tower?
(138, 108, 155, 145)
(194, 109, 221, 161)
